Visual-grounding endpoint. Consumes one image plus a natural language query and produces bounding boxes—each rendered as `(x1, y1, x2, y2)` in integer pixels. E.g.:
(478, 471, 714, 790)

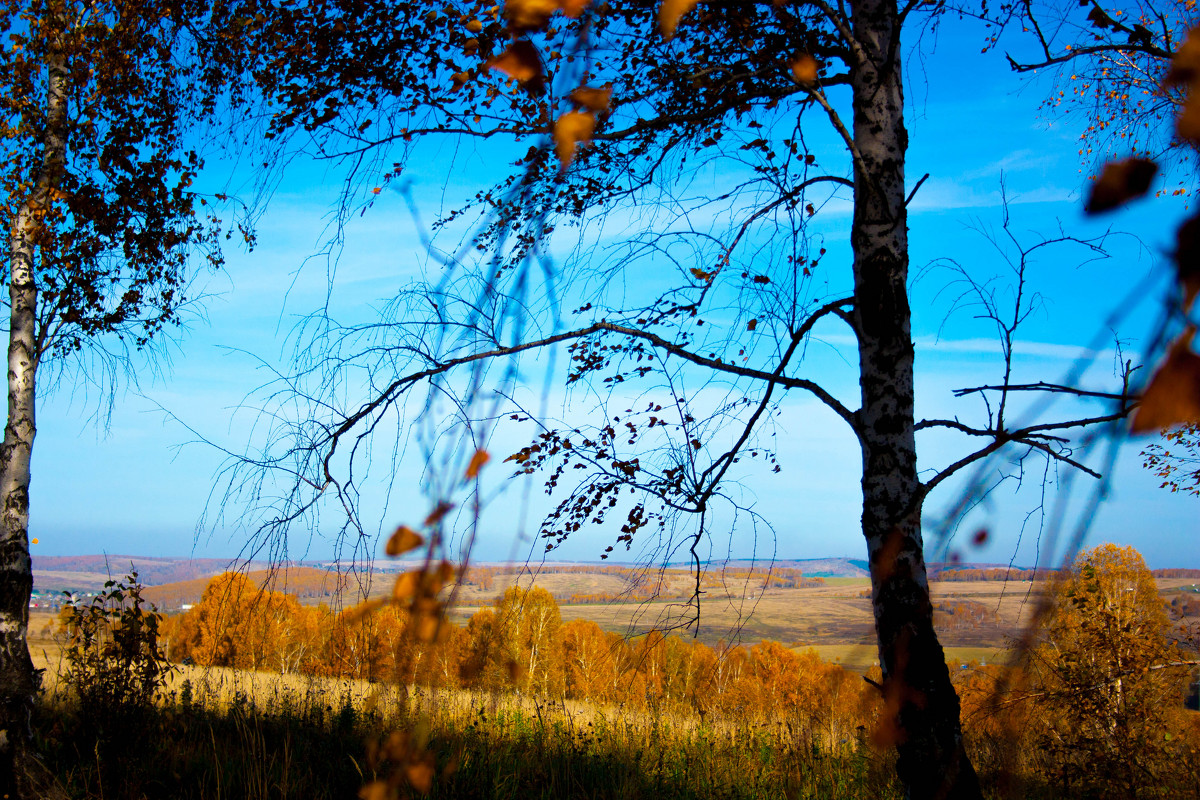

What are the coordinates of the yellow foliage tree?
(1029, 544, 1194, 798)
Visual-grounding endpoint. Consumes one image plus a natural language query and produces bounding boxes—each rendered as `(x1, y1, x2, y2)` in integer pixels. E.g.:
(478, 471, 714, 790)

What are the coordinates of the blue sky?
(27, 16, 1200, 570)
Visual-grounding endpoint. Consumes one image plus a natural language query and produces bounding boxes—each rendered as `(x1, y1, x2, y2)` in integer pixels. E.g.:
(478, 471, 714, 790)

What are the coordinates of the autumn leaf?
(386, 525, 424, 556)
(554, 110, 596, 167)
(340, 598, 387, 624)
(466, 448, 490, 478)
(465, 18, 484, 32)
(393, 570, 421, 600)
(559, 0, 590, 17)
(1130, 329, 1200, 433)
(358, 780, 389, 800)
(404, 757, 435, 794)
(1175, 214, 1200, 309)
(487, 41, 545, 94)
(659, 0, 698, 39)
(1180, 96, 1200, 143)
(504, 0, 558, 30)
(1162, 28, 1200, 89)
(1085, 5, 1113, 29)
(413, 600, 442, 641)
(424, 501, 455, 526)
(790, 54, 819, 85)
(747, 318, 757, 331)
(569, 85, 612, 112)
(1084, 157, 1158, 214)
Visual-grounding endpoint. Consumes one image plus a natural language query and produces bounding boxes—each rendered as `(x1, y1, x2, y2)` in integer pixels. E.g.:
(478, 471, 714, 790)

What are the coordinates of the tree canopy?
(0, 0, 241, 793)
(195, 0, 1193, 797)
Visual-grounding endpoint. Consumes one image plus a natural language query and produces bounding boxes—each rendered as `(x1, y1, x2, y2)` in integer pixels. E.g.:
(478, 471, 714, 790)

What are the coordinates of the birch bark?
(0, 34, 66, 796)
(849, 1, 981, 797)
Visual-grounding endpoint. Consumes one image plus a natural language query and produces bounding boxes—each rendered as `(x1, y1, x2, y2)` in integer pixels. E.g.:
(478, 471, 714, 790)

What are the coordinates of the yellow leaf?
(791, 54, 819, 85)
(465, 18, 483, 32)
(554, 110, 596, 167)
(659, 0, 698, 39)
(386, 525, 424, 556)
(466, 448, 490, 479)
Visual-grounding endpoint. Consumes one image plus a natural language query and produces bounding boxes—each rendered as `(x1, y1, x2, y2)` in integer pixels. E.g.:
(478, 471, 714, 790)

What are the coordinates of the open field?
(36, 564, 1199, 675)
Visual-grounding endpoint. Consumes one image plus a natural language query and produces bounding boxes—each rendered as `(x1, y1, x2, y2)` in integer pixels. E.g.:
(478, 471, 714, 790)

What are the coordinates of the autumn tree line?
(154, 572, 876, 742)
(95, 546, 1195, 796)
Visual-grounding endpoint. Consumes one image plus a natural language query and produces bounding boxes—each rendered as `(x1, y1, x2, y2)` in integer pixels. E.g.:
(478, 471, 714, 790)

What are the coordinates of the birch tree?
(213, 0, 1141, 796)
(0, 0, 232, 792)
(1028, 545, 1194, 798)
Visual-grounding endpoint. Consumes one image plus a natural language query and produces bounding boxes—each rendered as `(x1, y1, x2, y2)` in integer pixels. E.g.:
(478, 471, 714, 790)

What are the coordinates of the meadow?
(27, 557, 1200, 800)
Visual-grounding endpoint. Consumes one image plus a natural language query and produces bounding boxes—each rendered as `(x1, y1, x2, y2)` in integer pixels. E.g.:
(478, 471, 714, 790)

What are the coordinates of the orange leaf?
(340, 598, 387, 624)
(404, 755, 436, 794)
(553, 110, 596, 167)
(358, 780, 390, 800)
(393, 570, 421, 600)
(559, 0, 590, 17)
(487, 41, 544, 91)
(414, 606, 442, 642)
(386, 525, 424, 556)
(504, 0, 558, 31)
(570, 85, 612, 112)
(465, 18, 484, 32)
(659, 0, 698, 39)
(1085, 158, 1158, 214)
(424, 501, 455, 526)
(466, 448, 490, 479)
(1131, 329, 1200, 433)
(790, 54, 819, 85)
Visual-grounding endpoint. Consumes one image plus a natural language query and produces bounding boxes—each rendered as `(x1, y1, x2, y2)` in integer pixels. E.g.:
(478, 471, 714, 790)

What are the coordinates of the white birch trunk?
(0, 36, 67, 795)
(849, 0, 981, 796)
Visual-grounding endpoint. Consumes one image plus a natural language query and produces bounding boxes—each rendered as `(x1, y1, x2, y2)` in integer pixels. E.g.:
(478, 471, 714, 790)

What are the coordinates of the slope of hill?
(32, 555, 265, 592)
(142, 566, 362, 610)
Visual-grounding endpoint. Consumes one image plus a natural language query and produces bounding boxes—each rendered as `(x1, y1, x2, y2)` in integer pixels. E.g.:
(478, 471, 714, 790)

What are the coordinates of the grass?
(33, 661, 904, 800)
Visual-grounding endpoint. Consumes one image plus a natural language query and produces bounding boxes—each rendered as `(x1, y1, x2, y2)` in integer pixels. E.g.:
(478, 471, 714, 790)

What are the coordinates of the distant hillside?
(32, 555, 267, 592)
(142, 566, 360, 610)
(672, 558, 871, 578)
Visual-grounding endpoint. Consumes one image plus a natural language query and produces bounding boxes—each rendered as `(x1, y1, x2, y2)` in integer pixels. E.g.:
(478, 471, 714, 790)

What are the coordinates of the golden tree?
(1029, 544, 1193, 798)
